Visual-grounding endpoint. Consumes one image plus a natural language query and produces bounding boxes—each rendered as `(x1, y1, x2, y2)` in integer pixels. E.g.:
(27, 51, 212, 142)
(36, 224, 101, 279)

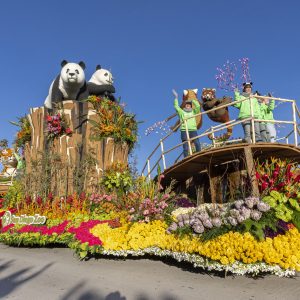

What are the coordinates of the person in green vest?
(173, 89, 201, 157)
(254, 91, 269, 142)
(233, 82, 263, 143)
(259, 93, 276, 142)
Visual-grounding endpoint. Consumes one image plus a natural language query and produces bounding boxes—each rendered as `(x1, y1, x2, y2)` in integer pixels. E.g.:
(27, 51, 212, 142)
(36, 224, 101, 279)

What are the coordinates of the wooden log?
(103, 138, 115, 169)
(243, 146, 260, 197)
(207, 166, 223, 203)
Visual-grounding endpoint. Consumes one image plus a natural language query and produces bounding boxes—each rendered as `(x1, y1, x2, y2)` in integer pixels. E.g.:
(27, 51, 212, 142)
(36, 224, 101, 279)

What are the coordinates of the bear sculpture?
(201, 88, 232, 140)
(44, 60, 89, 109)
(87, 65, 116, 101)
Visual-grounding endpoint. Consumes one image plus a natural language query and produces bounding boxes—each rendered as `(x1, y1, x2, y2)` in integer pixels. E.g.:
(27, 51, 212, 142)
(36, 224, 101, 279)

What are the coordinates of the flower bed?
(0, 212, 299, 276)
(1, 158, 300, 277)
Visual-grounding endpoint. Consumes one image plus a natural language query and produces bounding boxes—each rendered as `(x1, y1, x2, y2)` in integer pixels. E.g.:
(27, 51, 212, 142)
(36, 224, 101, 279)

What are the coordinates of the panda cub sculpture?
(87, 65, 116, 101)
(44, 60, 89, 109)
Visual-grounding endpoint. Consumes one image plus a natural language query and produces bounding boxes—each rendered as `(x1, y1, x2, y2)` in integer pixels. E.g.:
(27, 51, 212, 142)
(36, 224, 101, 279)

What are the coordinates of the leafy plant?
(255, 157, 300, 197)
(101, 162, 133, 194)
(263, 191, 296, 222)
(10, 116, 32, 149)
(3, 180, 25, 209)
(84, 96, 139, 151)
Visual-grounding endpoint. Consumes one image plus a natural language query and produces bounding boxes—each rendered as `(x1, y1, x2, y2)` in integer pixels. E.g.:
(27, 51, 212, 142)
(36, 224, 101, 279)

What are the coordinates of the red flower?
(1, 224, 14, 233)
(36, 196, 42, 206)
(9, 208, 17, 214)
(46, 115, 52, 122)
(276, 182, 285, 190)
(65, 128, 72, 134)
(261, 181, 269, 190)
(262, 174, 269, 181)
(25, 196, 32, 205)
(66, 195, 73, 204)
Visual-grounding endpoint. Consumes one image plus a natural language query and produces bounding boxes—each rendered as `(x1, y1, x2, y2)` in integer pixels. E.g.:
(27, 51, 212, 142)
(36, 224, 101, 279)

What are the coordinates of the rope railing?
(142, 95, 300, 178)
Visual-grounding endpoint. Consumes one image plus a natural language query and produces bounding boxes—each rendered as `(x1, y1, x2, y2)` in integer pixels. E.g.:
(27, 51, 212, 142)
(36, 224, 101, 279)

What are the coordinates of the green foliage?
(4, 180, 24, 208)
(173, 225, 194, 239)
(200, 225, 232, 242)
(0, 232, 73, 247)
(10, 116, 32, 149)
(101, 162, 133, 195)
(291, 210, 300, 231)
(263, 191, 293, 222)
(242, 210, 278, 241)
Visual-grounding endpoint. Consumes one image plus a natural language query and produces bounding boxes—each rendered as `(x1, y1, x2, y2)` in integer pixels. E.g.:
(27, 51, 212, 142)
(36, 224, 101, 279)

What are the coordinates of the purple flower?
(234, 200, 244, 209)
(202, 218, 213, 229)
(198, 211, 210, 222)
(257, 201, 270, 212)
(212, 217, 222, 227)
(229, 209, 240, 218)
(175, 197, 195, 208)
(178, 221, 184, 228)
(168, 222, 178, 232)
(240, 206, 251, 219)
(193, 223, 205, 234)
(228, 216, 238, 226)
(237, 215, 246, 223)
(250, 210, 262, 221)
(245, 197, 255, 208)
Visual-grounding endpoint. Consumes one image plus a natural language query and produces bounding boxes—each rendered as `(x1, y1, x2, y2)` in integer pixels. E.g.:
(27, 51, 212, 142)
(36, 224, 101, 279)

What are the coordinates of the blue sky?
(1, 0, 300, 172)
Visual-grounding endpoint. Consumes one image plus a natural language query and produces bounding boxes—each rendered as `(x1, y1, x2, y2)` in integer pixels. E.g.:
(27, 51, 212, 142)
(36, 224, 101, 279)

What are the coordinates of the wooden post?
(160, 139, 166, 170)
(292, 101, 298, 146)
(207, 166, 223, 204)
(184, 120, 193, 156)
(243, 146, 259, 197)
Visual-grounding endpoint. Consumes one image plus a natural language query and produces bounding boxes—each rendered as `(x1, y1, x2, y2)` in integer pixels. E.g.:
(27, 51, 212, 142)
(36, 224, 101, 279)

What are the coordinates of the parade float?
(1, 59, 300, 277)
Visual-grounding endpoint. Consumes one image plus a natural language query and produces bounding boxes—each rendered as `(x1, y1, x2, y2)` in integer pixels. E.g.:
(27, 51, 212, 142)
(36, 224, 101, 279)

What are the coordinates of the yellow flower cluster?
(200, 229, 300, 270)
(171, 207, 195, 220)
(90, 221, 300, 271)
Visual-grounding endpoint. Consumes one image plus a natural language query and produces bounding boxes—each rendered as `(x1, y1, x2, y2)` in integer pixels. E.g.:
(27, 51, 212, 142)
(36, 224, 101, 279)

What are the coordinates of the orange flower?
(287, 223, 295, 230)
(125, 128, 131, 136)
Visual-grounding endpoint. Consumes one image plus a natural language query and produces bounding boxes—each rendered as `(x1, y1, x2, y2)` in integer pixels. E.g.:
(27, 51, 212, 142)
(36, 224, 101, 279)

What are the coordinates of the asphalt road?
(0, 244, 299, 300)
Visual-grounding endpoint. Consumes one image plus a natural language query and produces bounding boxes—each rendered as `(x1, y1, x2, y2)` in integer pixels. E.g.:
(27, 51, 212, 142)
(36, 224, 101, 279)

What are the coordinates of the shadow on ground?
(0, 259, 53, 298)
(60, 281, 180, 300)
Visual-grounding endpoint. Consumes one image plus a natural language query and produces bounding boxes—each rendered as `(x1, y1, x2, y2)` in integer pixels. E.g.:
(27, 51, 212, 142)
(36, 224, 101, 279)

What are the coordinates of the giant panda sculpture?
(87, 65, 116, 101)
(44, 60, 89, 109)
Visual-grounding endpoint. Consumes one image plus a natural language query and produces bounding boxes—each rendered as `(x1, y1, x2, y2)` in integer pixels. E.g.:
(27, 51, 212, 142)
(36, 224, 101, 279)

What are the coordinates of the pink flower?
(143, 210, 149, 216)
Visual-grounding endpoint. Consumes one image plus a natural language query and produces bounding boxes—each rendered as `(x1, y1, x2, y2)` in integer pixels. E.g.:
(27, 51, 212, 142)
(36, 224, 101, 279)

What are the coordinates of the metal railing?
(142, 95, 300, 178)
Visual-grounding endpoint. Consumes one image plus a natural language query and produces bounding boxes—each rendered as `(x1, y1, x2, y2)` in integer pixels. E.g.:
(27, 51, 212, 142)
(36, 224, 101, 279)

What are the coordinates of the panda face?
(89, 69, 114, 85)
(60, 62, 85, 85)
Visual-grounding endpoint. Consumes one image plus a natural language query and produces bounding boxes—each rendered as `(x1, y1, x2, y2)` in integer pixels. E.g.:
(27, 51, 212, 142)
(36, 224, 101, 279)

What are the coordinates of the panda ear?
(202, 88, 205, 91)
(213, 88, 216, 92)
(61, 60, 68, 67)
(96, 65, 102, 70)
(183, 90, 188, 96)
(78, 61, 86, 70)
